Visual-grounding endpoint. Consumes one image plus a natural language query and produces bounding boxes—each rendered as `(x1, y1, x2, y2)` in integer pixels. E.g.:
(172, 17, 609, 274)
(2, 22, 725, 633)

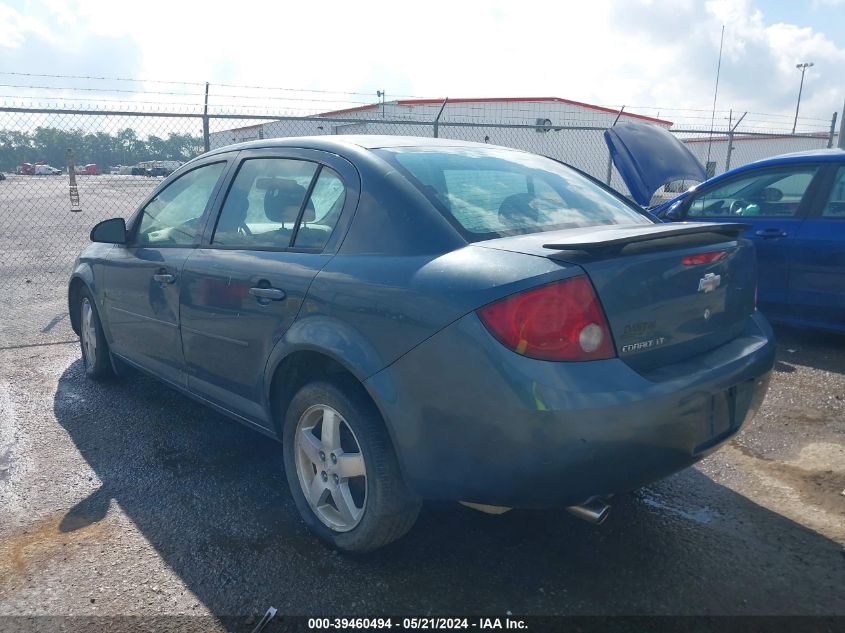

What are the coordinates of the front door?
(179, 152, 351, 424)
(682, 164, 823, 320)
(104, 160, 229, 385)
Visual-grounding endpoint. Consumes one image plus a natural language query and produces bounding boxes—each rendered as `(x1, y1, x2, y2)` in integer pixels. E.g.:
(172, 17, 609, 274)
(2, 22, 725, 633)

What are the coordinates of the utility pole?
(706, 25, 725, 169)
(792, 62, 813, 134)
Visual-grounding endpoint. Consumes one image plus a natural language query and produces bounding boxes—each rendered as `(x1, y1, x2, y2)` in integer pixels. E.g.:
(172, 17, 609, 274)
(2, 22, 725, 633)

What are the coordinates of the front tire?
(78, 288, 114, 381)
(282, 378, 421, 552)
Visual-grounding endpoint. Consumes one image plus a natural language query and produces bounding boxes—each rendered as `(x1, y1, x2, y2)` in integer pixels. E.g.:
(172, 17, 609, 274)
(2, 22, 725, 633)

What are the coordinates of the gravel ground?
(0, 324, 843, 624)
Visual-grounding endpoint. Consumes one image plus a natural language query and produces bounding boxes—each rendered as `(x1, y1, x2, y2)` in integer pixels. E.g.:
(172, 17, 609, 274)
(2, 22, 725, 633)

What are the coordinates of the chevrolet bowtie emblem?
(698, 272, 721, 293)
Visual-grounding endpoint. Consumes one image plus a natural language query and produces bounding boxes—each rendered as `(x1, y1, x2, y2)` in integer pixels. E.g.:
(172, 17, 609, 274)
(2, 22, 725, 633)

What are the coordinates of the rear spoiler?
(542, 222, 750, 254)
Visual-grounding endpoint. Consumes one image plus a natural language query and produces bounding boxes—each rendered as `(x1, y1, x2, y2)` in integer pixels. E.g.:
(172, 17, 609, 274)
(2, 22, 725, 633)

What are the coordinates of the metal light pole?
(792, 62, 814, 133)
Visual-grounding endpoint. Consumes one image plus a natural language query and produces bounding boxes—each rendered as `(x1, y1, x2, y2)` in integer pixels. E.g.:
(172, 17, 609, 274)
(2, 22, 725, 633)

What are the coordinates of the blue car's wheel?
(283, 378, 420, 552)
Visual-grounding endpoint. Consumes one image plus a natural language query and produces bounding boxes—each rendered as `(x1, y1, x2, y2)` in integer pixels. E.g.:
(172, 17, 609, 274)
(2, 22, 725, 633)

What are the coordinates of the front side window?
(374, 146, 649, 241)
(136, 162, 226, 246)
(821, 166, 845, 218)
(212, 158, 318, 248)
(687, 166, 818, 219)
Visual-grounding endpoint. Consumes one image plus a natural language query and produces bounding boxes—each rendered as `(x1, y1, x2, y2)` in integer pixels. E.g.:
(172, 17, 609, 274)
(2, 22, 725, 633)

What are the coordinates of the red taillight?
(477, 275, 615, 361)
(681, 250, 727, 266)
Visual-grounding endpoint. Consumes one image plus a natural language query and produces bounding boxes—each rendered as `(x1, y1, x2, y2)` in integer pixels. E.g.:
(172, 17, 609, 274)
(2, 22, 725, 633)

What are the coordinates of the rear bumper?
(365, 311, 775, 508)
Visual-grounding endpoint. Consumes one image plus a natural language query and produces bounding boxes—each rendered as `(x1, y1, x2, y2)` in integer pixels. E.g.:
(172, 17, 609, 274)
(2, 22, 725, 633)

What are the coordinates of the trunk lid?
(604, 122, 707, 205)
(474, 222, 757, 372)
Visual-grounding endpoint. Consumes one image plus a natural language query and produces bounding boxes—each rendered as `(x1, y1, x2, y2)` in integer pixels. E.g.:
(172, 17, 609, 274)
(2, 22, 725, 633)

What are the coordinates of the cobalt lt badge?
(698, 272, 721, 293)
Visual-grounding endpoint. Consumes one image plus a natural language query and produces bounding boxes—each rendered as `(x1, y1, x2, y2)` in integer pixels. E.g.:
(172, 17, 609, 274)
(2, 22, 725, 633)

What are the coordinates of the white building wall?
(208, 100, 836, 200)
(682, 133, 833, 177)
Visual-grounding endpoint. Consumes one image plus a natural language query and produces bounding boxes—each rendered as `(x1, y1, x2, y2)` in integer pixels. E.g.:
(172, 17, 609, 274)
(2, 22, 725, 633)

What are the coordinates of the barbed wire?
(0, 71, 424, 99)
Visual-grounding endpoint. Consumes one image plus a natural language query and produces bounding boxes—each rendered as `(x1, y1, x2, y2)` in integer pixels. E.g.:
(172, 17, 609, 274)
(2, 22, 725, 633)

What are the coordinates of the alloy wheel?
(81, 297, 97, 367)
(294, 404, 367, 532)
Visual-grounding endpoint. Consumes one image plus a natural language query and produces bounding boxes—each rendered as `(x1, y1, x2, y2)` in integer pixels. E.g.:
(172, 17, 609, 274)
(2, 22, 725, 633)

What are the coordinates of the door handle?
(153, 273, 176, 284)
(754, 229, 788, 238)
(249, 287, 286, 301)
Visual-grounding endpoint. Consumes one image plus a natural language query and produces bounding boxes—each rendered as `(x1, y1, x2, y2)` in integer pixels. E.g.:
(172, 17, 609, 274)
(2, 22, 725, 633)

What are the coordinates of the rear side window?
(213, 158, 318, 248)
(213, 158, 346, 250)
(821, 166, 845, 218)
(374, 146, 649, 240)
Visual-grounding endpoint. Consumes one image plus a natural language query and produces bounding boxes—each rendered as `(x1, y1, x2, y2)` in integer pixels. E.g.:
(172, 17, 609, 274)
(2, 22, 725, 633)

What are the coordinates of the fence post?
(202, 82, 210, 153)
(433, 98, 449, 138)
(725, 111, 746, 173)
(839, 99, 845, 150)
(828, 111, 838, 148)
(725, 130, 733, 172)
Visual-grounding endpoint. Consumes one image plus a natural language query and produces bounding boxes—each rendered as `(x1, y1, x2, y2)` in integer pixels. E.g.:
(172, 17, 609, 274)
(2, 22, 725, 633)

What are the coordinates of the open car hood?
(604, 122, 706, 206)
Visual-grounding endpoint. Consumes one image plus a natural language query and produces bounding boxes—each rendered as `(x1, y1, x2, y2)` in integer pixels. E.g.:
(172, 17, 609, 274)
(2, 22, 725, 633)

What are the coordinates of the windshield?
(375, 145, 650, 241)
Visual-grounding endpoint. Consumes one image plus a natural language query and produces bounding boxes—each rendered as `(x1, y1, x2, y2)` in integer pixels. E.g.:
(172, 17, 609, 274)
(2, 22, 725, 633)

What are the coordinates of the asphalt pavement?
(0, 325, 843, 624)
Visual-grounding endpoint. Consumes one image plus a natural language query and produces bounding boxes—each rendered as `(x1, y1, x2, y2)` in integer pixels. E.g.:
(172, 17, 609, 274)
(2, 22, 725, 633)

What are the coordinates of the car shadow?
(53, 359, 845, 618)
(772, 324, 845, 375)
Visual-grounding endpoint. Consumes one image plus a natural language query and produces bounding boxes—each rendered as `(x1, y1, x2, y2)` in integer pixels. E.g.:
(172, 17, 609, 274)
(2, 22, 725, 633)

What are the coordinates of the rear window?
(375, 146, 649, 240)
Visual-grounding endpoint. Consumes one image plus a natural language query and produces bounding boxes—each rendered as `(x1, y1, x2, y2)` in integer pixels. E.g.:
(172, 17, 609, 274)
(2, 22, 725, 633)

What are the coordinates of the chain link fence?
(0, 104, 837, 349)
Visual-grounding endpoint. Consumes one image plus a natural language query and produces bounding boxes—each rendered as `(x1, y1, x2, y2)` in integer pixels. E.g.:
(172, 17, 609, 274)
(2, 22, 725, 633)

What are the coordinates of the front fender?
(67, 265, 96, 335)
(67, 243, 114, 336)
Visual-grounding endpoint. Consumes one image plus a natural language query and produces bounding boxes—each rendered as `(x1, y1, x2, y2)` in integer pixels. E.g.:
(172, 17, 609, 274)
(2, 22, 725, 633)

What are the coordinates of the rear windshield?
(375, 146, 650, 240)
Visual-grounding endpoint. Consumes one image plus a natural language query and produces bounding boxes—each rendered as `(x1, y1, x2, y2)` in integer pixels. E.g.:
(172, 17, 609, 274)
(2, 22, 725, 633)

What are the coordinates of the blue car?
(69, 136, 774, 551)
(606, 123, 845, 333)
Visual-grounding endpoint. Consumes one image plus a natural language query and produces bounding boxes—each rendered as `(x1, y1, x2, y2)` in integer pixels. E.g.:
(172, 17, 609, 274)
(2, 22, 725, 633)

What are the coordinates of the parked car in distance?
(145, 166, 171, 177)
(69, 136, 774, 551)
(34, 164, 62, 175)
(606, 124, 845, 334)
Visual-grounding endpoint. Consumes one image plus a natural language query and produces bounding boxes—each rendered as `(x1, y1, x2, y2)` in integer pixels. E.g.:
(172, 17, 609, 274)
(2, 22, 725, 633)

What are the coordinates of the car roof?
(727, 147, 845, 171)
(204, 135, 497, 158)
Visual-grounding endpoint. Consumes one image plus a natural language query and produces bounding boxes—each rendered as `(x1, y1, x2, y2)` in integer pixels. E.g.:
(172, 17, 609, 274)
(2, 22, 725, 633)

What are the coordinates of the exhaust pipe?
(566, 498, 611, 524)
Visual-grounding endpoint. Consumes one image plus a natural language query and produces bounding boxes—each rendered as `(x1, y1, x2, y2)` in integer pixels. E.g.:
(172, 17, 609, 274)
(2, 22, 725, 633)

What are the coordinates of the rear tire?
(282, 378, 421, 553)
(78, 288, 114, 381)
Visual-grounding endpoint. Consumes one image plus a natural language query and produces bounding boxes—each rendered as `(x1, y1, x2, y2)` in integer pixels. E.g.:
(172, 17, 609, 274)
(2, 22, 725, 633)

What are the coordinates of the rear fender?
(262, 314, 387, 412)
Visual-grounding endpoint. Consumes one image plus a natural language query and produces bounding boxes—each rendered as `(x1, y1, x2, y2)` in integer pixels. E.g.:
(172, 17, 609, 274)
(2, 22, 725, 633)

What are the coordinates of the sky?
(1, 0, 844, 132)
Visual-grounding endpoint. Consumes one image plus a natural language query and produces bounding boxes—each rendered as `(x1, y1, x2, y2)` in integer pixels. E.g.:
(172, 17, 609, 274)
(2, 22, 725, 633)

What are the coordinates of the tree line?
(0, 127, 204, 172)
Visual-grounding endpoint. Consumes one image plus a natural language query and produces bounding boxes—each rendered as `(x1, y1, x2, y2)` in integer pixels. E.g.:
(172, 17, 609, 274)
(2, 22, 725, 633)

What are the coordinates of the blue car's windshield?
(375, 145, 650, 241)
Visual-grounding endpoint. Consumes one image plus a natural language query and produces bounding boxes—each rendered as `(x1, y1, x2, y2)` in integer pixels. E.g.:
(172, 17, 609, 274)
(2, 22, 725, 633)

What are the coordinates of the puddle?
(638, 489, 719, 525)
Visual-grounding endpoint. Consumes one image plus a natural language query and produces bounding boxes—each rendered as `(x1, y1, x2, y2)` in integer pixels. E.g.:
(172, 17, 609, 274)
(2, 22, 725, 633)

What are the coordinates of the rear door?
(678, 164, 823, 319)
(104, 158, 230, 385)
(789, 163, 845, 330)
(179, 149, 357, 425)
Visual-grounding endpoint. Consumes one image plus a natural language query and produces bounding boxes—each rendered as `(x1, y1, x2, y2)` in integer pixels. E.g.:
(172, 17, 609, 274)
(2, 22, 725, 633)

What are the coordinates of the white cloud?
(0, 3, 52, 47)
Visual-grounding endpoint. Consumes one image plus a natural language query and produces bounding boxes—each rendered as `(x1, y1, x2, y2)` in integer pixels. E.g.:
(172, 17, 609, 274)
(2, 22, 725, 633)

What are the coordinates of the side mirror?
(663, 205, 684, 221)
(657, 198, 687, 221)
(90, 218, 127, 244)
